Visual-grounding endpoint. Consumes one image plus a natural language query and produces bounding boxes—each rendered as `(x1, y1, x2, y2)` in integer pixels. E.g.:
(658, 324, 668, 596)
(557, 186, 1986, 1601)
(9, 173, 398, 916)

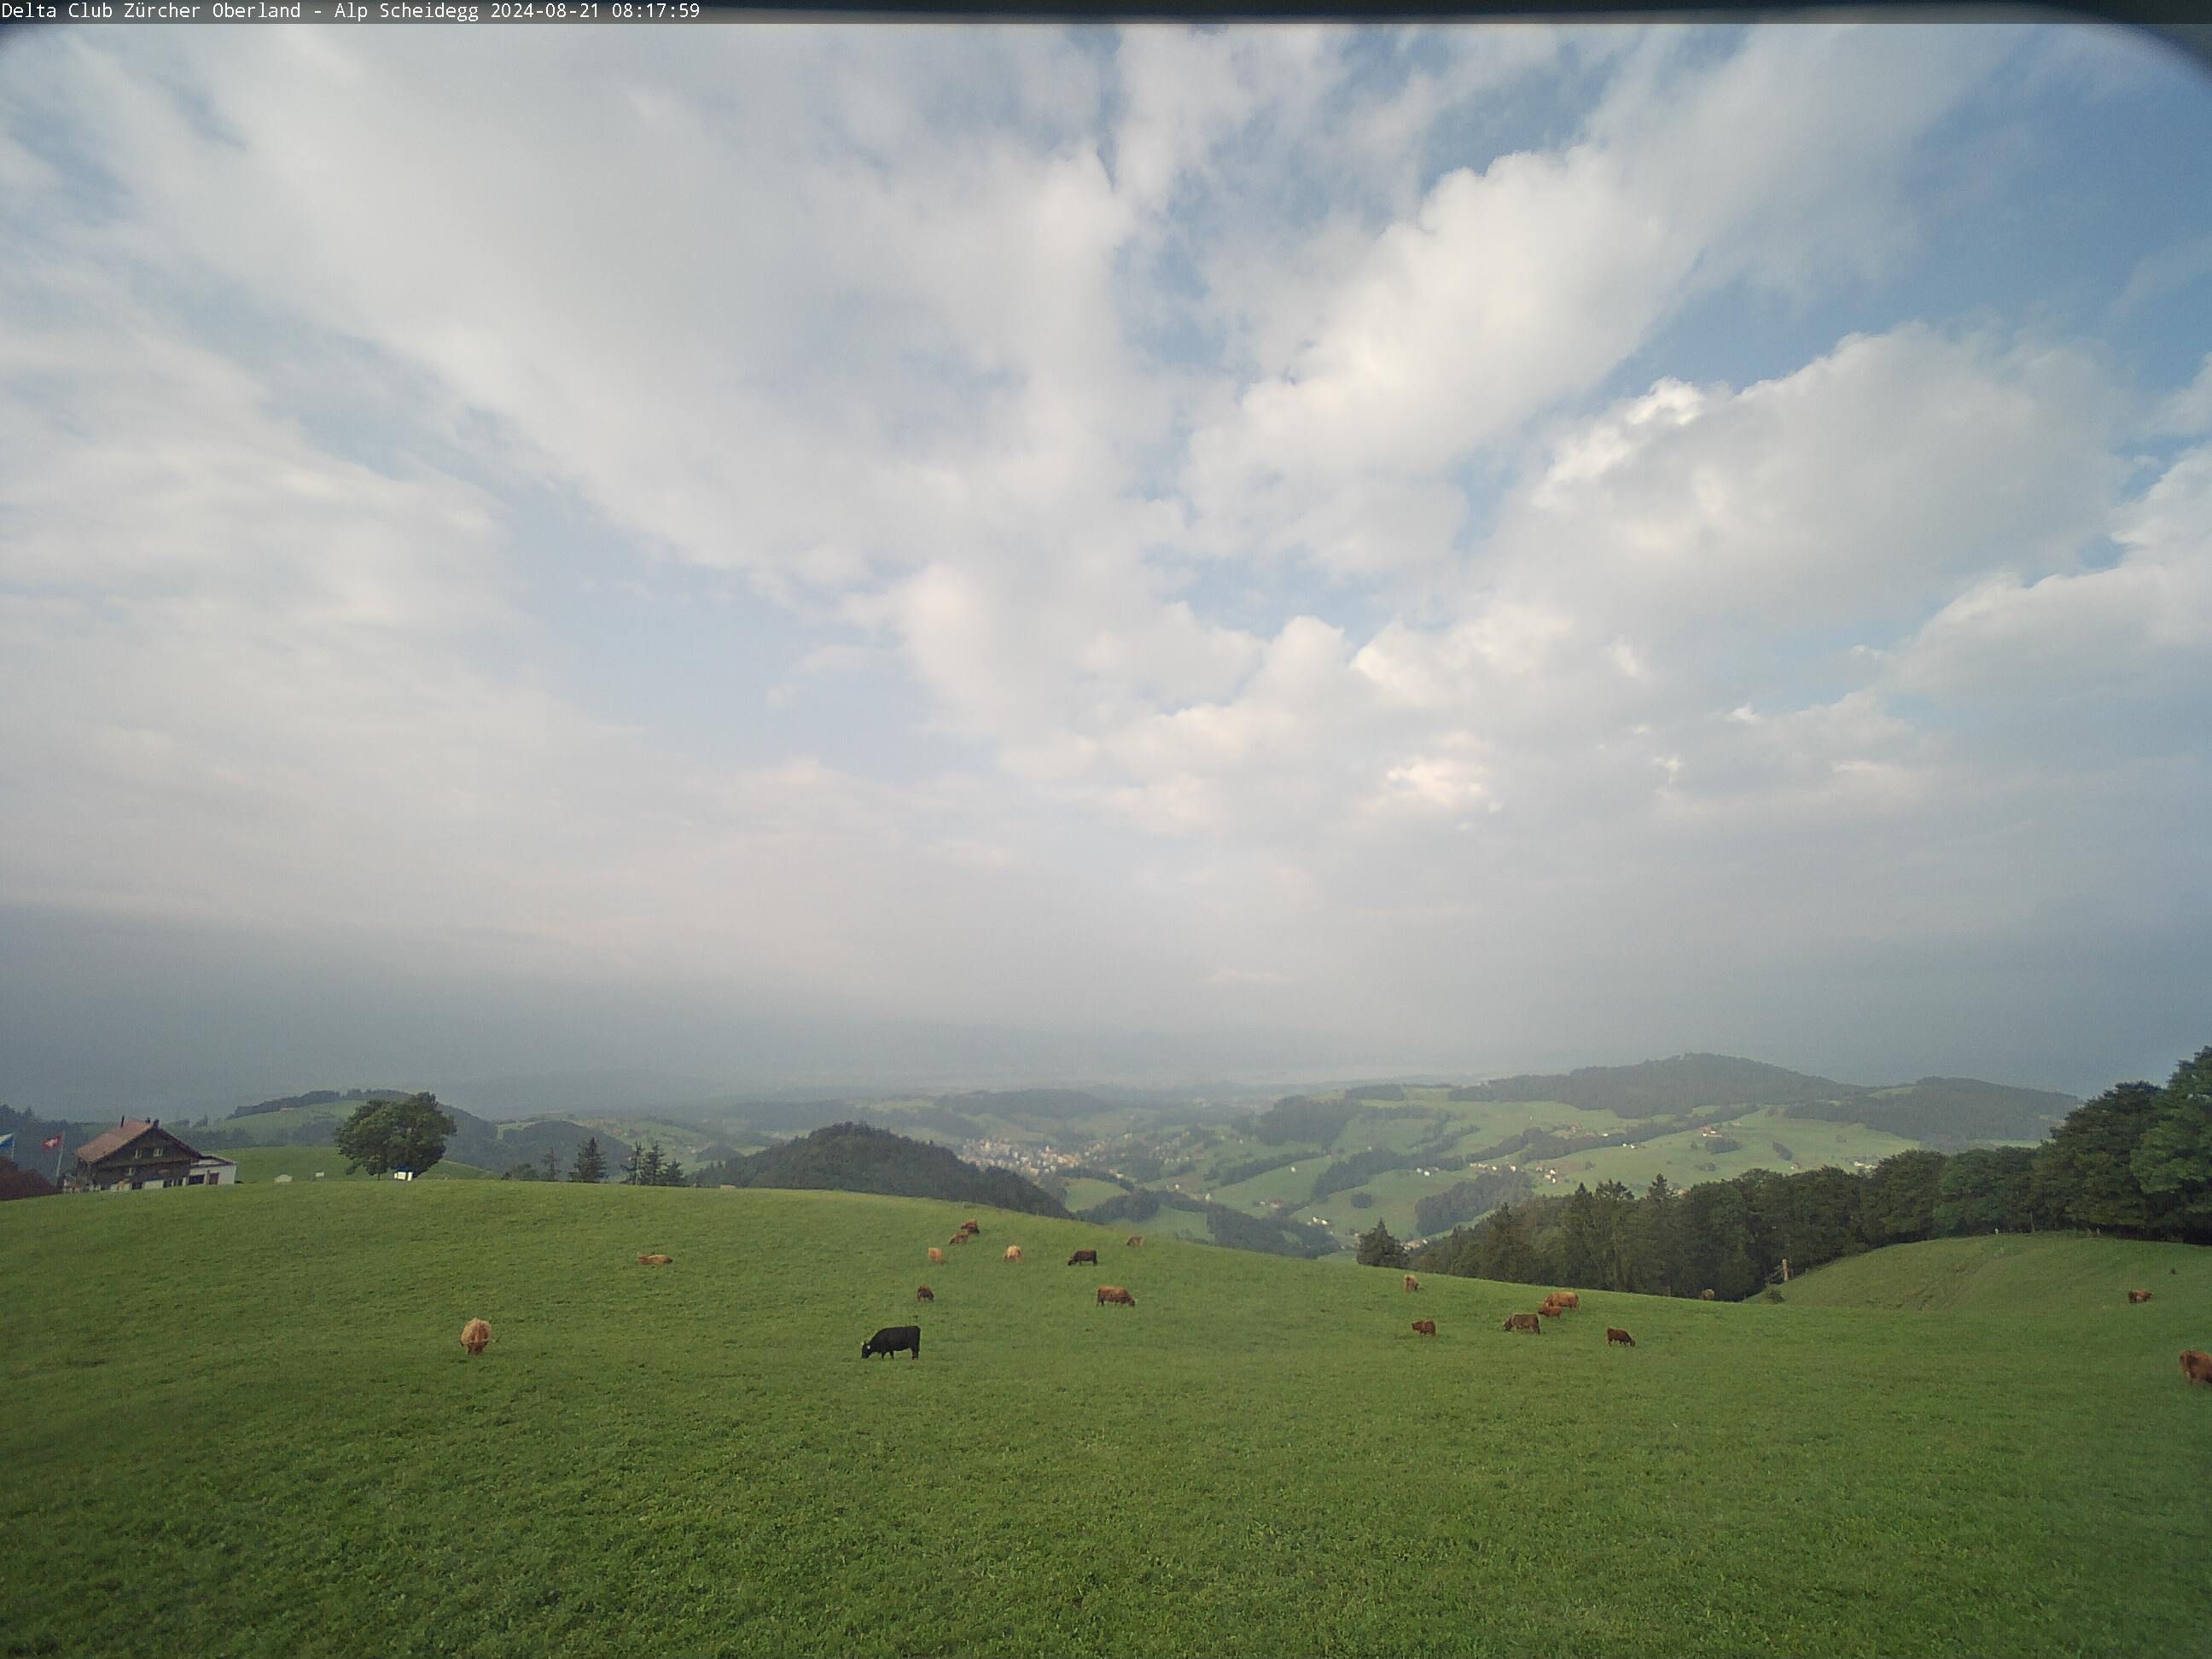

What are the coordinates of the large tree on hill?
(1559, 1183, 1600, 1286)
(1355, 1220, 1408, 1269)
(2034, 1081, 2163, 1232)
(570, 1138, 605, 1184)
(335, 1092, 455, 1177)
(2131, 1047, 2212, 1238)
(1864, 1150, 1947, 1243)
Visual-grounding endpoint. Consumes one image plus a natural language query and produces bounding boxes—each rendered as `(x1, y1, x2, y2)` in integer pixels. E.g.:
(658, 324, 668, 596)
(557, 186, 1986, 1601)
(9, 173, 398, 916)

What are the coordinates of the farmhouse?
(71, 1120, 236, 1192)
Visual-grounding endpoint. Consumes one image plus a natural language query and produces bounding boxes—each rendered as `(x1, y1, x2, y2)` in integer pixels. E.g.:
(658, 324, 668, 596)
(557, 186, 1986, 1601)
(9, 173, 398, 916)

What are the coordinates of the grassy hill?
(4, 1185, 2208, 1657)
(1778, 1232, 2212, 1313)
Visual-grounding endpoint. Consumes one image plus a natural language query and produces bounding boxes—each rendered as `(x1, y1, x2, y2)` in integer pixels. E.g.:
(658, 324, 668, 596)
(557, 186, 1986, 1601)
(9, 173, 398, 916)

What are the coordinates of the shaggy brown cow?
(1700, 1289, 1717, 1301)
(1607, 1327, 1636, 1347)
(1411, 1319, 1436, 1337)
(1126, 1235, 1144, 1248)
(1403, 1275, 1420, 1293)
(1004, 1246, 1022, 1263)
(1501, 1313, 1542, 1334)
(2182, 1350, 2212, 1386)
(916, 1285, 934, 1302)
(2128, 1289, 2153, 1304)
(1068, 1249, 1100, 1266)
(637, 1254, 673, 1266)
(1551, 1292, 1579, 1310)
(962, 1220, 981, 1235)
(928, 1247, 945, 1265)
(1536, 1303, 1563, 1318)
(459, 1318, 492, 1356)
(1097, 1285, 1136, 1307)
(948, 1232, 969, 1246)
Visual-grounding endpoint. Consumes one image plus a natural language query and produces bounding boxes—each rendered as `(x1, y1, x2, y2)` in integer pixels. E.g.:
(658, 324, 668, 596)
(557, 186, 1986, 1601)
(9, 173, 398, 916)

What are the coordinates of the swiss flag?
(41, 1133, 62, 1150)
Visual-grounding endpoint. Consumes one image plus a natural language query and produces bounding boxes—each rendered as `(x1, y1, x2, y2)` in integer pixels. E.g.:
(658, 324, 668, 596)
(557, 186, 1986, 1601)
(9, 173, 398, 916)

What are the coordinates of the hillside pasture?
(3, 1186, 2207, 1657)
(1778, 1232, 2212, 1313)
(1556, 1107, 1920, 1192)
(223, 1146, 488, 1184)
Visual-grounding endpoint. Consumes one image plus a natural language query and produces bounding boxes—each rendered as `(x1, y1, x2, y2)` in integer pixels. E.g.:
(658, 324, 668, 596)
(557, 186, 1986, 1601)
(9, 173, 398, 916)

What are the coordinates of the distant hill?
(695, 1122, 1068, 1217)
(232, 1088, 409, 1121)
(1788, 1078, 2075, 1150)
(1455, 1053, 1858, 1114)
(934, 1088, 1114, 1121)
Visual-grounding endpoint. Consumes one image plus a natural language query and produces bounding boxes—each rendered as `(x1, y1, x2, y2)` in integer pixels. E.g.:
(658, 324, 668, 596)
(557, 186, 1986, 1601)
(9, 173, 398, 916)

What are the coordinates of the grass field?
(4, 1186, 2208, 1657)
(221, 1147, 488, 1184)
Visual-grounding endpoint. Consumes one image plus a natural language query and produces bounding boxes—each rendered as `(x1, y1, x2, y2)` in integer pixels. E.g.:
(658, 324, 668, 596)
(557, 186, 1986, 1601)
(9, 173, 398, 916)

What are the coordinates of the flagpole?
(54, 1134, 66, 1185)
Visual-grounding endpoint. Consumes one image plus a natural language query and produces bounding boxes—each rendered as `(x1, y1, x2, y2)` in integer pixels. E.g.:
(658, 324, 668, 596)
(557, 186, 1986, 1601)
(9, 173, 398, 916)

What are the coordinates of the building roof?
(73, 1120, 203, 1167)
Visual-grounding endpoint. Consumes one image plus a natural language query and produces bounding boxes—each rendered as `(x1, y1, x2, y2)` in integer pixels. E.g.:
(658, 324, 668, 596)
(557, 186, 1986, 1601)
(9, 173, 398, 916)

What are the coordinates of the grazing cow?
(1551, 1293, 1579, 1310)
(928, 1247, 945, 1265)
(1004, 1246, 1022, 1263)
(1501, 1313, 1542, 1335)
(1700, 1289, 1717, 1301)
(1606, 1327, 1636, 1348)
(1404, 1275, 1420, 1293)
(637, 1254, 673, 1266)
(459, 1318, 492, 1356)
(962, 1220, 981, 1235)
(1412, 1319, 1436, 1337)
(916, 1285, 934, 1302)
(861, 1325, 922, 1360)
(948, 1232, 969, 1247)
(2181, 1350, 2212, 1386)
(1097, 1285, 1136, 1307)
(1068, 1249, 1100, 1267)
(1537, 1303, 1563, 1319)
(2128, 1289, 2153, 1304)
(1126, 1235, 1144, 1248)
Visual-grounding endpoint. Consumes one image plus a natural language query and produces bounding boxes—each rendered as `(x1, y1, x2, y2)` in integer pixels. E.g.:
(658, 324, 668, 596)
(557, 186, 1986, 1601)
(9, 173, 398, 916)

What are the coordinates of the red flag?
(41, 1133, 62, 1150)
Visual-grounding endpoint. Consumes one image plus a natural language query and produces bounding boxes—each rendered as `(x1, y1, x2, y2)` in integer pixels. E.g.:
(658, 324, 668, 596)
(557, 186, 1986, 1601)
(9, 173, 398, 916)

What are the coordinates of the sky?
(2, 20, 2209, 1114)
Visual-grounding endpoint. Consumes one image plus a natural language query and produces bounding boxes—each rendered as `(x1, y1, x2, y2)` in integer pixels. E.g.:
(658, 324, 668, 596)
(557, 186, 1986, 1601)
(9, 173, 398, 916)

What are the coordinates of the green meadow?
(4, 1186, 2208, 1658)
(222, 1146, 488, 1184)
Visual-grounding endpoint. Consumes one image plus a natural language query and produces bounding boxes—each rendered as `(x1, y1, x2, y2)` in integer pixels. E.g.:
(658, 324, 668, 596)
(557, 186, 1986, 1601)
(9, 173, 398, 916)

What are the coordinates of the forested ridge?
(1402, 1046, 2212, 1300)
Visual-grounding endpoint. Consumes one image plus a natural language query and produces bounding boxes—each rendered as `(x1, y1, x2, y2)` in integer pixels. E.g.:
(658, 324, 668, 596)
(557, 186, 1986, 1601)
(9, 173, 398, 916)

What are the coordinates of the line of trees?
(1408, 1047, 2211, 1300)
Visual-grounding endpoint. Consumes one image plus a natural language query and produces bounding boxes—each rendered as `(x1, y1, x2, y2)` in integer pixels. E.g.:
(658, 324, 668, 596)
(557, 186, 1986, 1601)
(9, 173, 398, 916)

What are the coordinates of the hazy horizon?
(4, 23, 2209, 1120)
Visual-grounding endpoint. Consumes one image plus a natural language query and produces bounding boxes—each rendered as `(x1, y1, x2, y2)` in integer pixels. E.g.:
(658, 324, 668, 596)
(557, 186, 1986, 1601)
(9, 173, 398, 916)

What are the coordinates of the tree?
(639, 1143, 665, 1186)
(620, 1143, 643, 1185)
(2035, 1082, 2163, 1232)
(2131, 1046, 2212, 1239)
(1559, 1184, 1600, 1287)
(335, 1092, 455, 1178)
(1592, 1179, 1635, 1291)
(1864, 1150, 1947, 1243)
(1632, 1173, 1685, 1296)
(539, 1145, 562, 1182)
(1355, 1220, 1409, 1269)
(570, 1138, 605, 1184)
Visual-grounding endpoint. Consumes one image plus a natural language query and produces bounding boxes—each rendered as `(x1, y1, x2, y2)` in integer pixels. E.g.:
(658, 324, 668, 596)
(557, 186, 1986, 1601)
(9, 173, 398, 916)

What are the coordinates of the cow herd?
(451, 1226, 2203, 1388)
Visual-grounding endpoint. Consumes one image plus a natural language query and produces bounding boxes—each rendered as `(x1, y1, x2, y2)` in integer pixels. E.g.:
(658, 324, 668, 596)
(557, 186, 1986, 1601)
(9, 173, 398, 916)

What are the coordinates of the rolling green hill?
(1776, 1232, 2212, 1313)
(3, 1185, 2207, 1657)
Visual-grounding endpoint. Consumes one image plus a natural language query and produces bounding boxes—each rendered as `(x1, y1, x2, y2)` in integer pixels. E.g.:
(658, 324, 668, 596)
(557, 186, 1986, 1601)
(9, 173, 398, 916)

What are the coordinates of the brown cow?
(1551, 1292, 1579, 1310)
(1501, 1313, 1542, 1334)
(637, 1254, 673, 1266)
(1700, 1289, 1716, 1301)
(962, 1220, 981, 1235)
(1403, 1275, 1420, 1293)
(1126, 1235, 1144, 1248)
(1004, 1246, 1022, 1263)
(1068, 1249, 1100, 1266)
(916, 1284, 934, 1302)
(1097, 1285, 1135, 1307)
(1536, 1303, 1563, 1318)
(1606, 1327, 1636, 1347)
(2182, 1350, 2212, 1386)
(459, 1318, 492, 1356)
(948, 1232, 969, 1247)
(2128, 1289, 2153, 1304)
(928, 1247, 945, 1265)
(1411, 1318, 1436, 1337)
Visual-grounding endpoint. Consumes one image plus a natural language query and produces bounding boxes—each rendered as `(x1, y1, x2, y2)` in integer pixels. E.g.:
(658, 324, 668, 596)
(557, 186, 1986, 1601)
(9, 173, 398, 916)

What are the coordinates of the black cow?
(861, 1324, 922, 1360)
(1068, 1249, 1100, 1266)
